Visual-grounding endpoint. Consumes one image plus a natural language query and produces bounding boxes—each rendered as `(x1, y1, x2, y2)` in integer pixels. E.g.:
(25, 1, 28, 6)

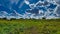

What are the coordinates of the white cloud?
(24, 0, 30, 5)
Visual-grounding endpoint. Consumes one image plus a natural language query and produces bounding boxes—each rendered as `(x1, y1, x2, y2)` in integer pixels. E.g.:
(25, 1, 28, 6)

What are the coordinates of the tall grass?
(0, 19, 60, 34)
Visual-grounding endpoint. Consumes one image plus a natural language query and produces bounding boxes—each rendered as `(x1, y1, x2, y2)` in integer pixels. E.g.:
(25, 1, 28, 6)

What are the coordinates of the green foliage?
(0, 19, 60, 34)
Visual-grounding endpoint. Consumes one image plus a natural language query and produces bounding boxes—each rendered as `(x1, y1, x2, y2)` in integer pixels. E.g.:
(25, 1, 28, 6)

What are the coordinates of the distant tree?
(2, 17, 7, 20)
(11, 18, 16, 20)
(42, 17, 46, 19)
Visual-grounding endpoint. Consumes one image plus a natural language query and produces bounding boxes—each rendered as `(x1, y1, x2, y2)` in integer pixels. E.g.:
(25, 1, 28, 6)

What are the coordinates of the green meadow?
(0, 19, 60, 34)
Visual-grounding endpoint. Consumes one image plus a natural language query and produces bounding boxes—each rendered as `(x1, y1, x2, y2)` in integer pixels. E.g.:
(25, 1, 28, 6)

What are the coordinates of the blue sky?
(0, 0, 60, 19)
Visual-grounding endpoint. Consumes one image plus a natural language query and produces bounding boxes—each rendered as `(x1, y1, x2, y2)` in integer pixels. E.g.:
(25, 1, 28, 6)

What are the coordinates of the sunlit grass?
(0, 19, 60, 34)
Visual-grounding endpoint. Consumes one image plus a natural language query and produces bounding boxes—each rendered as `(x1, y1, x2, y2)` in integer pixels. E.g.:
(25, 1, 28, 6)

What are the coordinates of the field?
(0, 19, 60, 34)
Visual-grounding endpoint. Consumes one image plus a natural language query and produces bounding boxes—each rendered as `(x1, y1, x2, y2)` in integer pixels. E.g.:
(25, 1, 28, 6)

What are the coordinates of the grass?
(0, 19, 60, 34)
